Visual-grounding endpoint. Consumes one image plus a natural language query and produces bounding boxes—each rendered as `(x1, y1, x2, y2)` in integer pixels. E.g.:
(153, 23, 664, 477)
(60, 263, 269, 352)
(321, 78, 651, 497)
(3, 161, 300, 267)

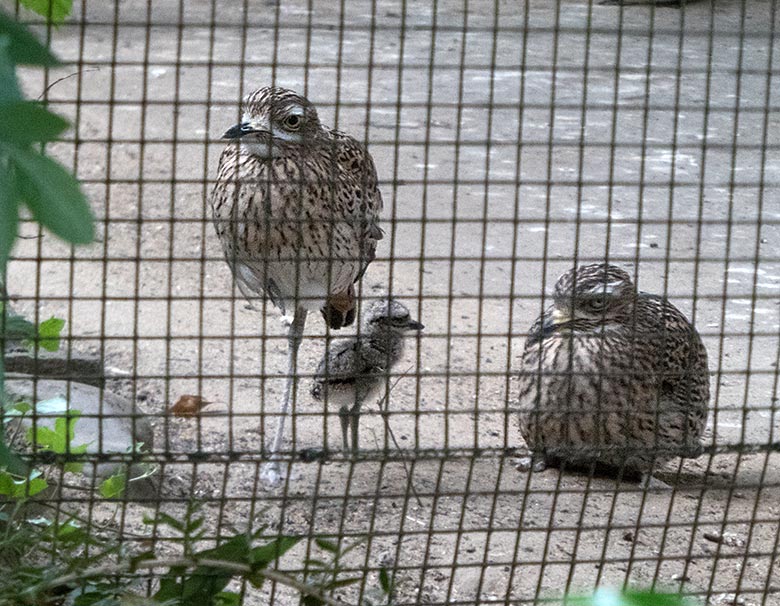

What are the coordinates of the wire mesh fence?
(2, 0, 780, 604)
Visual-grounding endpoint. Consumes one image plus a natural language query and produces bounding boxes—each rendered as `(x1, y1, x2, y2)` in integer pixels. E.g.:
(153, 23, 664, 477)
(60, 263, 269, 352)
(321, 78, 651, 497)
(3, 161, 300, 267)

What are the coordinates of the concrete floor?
(7, 0, 780, 604)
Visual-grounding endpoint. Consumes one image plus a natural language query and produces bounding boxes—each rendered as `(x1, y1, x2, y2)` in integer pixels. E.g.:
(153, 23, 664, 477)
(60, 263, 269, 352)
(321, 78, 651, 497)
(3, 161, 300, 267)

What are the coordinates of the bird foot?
(260, 461, 286, 488)
(515, 454, 548, 473)
(279, 314, 294, 328)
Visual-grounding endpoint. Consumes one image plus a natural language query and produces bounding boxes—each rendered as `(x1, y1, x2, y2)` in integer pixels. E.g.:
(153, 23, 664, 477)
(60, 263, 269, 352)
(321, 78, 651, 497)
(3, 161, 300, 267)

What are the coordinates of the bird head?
(364, 298, 424, 333)
(222, 86, 322, 158)
(538, 263, 636, 338)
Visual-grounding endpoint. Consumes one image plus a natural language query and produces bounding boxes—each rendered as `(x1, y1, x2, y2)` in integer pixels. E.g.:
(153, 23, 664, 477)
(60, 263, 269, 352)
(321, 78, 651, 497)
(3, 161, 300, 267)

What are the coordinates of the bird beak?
(527, 308, 569, 345)
(550, 308, 570, 326)
(407, 320, 424, 331)
(222, 121, 269, 140)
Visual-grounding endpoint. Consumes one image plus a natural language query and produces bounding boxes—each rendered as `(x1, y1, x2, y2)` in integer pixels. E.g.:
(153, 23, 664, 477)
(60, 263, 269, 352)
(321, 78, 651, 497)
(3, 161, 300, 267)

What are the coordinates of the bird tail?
(321, 284, 356, 329)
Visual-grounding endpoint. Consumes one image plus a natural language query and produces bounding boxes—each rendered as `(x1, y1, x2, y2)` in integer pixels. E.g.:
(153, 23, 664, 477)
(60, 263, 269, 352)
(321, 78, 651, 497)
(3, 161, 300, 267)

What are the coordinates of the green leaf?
(54, 519, 87, 543)
(623, 589, 690, 606)
(146, 511, 187, 533)
(0, 101, 70, 146)
(0, 469, 47, 497)
(215, 592, 241, 606)
(0, 435, 28, 475)
(155, 534, 253, 602)
(18, 0, 73, 25)
(250, 535, 301, 568)
(37, 316, 65, 351)
(26, 411, 88, 456)
(314, 537, 339, 553)
(9, 146, 95, 244)
(324, 575, 362, 590)
(0, 168, 18, 270)
(0, 35, 22, 102)
(379, 567, 391, 594)
(562, 589, 691, 606)
(99, 472, 126, 498)
(1, 311, 36, 341)
(0, 11, 59, 66)
(13, 401, 32, 414)
(64, 460, 83, 473)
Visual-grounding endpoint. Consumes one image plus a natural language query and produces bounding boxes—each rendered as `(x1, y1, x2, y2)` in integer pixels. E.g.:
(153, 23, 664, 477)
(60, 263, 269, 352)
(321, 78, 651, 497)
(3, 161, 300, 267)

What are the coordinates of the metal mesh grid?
(4, 0, 780, 604)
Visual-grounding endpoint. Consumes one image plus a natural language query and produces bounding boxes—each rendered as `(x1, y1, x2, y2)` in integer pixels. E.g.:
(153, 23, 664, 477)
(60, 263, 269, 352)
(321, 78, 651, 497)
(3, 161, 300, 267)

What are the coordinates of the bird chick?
(516, 263, 710, 485)
(311, 298, 423, 455)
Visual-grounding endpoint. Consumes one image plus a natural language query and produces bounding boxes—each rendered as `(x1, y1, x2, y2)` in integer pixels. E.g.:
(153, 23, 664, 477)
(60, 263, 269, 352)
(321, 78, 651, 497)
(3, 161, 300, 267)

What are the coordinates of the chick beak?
(407, 319, 424, 331)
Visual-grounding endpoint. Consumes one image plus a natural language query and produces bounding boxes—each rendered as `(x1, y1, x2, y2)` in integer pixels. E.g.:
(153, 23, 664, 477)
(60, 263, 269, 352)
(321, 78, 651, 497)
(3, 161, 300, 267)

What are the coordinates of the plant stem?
(33, 556, 346, 606)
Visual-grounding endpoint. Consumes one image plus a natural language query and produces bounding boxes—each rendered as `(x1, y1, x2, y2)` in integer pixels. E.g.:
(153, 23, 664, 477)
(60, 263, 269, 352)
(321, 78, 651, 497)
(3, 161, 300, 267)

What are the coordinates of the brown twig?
(36, 68, 101, 101)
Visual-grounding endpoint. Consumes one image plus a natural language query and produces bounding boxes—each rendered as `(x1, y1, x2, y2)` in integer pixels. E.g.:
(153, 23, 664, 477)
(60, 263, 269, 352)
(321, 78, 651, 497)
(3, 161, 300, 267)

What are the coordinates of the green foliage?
(0, 11, 58, 66)
(33, 315, 64, 351)
(10, 145, 95, 244)
(98, 470, 125, 499)
(0, 100, 69, 145)
(561, 588, 694, 606)
(0, 467, 46, 497)
(0, 6, 93, 476)
(0, 301, 65, 354)
(0, 8, 94, 275)
(25, 409, 88, 472)
(0, 302, 34, 342)
(18, 0, 73, 25)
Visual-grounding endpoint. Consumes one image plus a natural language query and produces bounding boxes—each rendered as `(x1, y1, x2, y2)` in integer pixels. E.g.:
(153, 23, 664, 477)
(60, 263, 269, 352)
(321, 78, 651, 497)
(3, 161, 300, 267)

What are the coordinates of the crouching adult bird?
(210, 86, 383, 485)
(516, 263, 710, 487)
(311, 298, 424, 455)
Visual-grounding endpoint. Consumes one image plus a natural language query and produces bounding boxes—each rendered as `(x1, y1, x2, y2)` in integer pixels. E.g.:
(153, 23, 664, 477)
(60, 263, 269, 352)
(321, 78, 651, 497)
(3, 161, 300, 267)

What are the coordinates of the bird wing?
(313, 339, 383, 386)
(330, 130, 384, 282)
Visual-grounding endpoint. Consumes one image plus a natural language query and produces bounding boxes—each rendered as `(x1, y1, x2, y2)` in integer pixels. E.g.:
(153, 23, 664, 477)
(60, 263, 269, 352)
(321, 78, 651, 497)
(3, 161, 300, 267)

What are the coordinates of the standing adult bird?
(311, 298, 424, 455)
(210, 87, 383, 485)
(516, 263, 709, 486)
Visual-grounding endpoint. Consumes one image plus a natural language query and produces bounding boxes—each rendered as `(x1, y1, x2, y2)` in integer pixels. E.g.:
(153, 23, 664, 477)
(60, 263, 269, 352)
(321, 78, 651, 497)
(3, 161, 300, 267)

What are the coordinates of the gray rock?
(3, 350, 104, 387)
(4, 378, 158, 500)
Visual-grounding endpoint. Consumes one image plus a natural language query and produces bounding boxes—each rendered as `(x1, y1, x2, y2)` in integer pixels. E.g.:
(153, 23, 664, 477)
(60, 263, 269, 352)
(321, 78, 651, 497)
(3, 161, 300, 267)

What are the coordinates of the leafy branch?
(0, 5, 93, 473)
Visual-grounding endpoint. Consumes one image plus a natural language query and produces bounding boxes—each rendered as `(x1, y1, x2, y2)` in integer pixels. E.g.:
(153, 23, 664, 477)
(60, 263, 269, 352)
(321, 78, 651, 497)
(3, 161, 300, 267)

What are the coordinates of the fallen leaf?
(168, 395, 216, 417)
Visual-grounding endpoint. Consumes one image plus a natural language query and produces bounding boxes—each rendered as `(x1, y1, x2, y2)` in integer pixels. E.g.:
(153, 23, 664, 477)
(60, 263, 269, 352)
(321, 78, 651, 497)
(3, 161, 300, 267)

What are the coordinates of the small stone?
(703, 531, 723, 544)
(5, 378, 157, 500)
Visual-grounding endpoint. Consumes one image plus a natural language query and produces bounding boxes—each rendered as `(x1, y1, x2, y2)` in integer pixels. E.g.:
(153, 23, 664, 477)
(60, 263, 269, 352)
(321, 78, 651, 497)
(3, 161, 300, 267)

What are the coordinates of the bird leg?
(261, 307, 308, 487)
(339, 406, 351, 454)
(350, 403, 362, 454)
(338, 404, 362, 457)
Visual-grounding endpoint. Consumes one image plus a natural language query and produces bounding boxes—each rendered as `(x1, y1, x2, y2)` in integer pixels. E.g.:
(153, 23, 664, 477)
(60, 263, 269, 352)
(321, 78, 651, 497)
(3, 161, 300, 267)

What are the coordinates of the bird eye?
(588, 295, 609, 310)
(283, 114, 302, 130)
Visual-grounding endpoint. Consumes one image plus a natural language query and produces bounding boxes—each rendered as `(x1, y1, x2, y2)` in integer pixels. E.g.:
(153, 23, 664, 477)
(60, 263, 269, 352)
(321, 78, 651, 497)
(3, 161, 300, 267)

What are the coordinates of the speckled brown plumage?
(516, 263, 710, 476)
(209, 86, 383, 485)
(210, 86, 383, 329)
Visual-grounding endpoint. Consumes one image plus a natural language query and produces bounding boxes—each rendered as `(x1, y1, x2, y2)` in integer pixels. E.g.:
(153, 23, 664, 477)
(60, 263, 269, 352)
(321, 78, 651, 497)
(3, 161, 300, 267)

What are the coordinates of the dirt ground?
(7, 0, 780, 604)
